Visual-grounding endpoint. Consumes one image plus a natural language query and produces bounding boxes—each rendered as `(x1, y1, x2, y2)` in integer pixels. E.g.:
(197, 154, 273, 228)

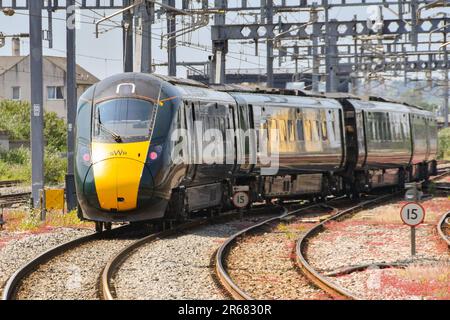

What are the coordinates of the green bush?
(0, 100, 30, 140)
(0, 100, 68, 184)
(438, 128, 450, 160)
(44, 147, 67, 185)
(0, 146, 66, 184)
(0, 147, 30, 164)
(44, 112, 67, 152)
(0, 100, 67, 152)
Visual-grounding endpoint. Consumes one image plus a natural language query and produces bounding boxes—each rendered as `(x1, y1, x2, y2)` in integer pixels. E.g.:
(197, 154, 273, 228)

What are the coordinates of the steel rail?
(0, 192, 31, 207)
(101, 207, 278, 300)
(101, 218, 209, 300)
(437, 210, 450, 247)
(2, 225, 131, 300)
(0, 180, 25, 188)
(215, 197, 350, 300)
(295, 169, 450, 300)
(295, 194, 395, 300)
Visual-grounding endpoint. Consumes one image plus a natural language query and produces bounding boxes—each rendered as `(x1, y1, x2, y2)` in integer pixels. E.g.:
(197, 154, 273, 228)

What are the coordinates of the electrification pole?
(66, 0, 77, 211)
(29, 0, 45, 209)
(266, 0, 274, 88)
(167, 0, 177, 76)
(123, 0, 133, 72)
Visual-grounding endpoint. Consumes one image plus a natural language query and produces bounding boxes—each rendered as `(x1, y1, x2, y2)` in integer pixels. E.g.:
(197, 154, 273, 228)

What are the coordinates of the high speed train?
(74, 73, 438, 231)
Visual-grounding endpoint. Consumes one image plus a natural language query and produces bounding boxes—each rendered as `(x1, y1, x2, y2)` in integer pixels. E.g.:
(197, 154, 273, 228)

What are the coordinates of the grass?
(380, 263, 450, 299)
(2, 208, 92, 232)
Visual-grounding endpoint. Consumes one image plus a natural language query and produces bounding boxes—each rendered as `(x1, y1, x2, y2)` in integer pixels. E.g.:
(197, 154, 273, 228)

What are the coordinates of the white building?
(0, 39, 99, 119)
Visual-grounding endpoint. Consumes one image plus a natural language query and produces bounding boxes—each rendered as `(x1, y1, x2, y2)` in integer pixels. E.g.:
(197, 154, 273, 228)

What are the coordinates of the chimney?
(12, 37, 20, 56)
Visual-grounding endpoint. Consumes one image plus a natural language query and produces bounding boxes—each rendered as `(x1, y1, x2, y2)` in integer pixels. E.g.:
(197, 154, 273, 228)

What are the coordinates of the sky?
(0, 0, 448, 89)
(0, 1, 379, 80)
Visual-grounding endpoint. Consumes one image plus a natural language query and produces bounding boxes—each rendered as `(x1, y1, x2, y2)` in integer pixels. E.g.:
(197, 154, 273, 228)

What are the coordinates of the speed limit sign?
(400, 202, 425, 227)
(400, 202, 425, 257)
(232, 191, 249, 209)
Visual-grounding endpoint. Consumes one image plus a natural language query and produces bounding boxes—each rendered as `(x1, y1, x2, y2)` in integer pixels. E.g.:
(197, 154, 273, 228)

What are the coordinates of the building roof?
(0, 56, 27, 75)
(44, 56, 99, 85)
(0, 55, 99, 85)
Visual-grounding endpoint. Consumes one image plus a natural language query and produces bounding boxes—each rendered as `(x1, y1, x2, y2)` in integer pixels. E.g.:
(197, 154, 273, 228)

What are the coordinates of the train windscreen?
(93, 98, 154, 143)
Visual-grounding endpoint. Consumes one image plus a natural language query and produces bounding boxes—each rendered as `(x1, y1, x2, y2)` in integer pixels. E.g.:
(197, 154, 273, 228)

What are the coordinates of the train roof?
(176, 84, 236, 104)
(348, 98, 435, 119)
(229, 91, 343, 110)
(348, 99, 412, 114)
(88, 73, 432, 119)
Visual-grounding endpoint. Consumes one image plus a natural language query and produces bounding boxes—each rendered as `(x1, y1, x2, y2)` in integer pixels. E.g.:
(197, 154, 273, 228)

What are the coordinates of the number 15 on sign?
(400, 202, 425, 257)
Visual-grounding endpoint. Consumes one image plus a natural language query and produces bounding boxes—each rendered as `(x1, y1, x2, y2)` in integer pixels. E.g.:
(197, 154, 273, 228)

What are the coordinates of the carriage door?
(237, 104, 255, 173)
(227, 104, 237, 174)
(184, 101, 197, 181)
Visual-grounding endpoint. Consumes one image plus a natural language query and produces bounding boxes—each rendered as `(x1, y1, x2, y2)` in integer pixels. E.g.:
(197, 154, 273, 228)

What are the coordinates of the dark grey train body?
(75, 73, 438, 224)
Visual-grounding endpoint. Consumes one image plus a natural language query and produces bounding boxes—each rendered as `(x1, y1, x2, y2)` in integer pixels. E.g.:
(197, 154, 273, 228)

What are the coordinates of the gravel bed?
(0, 228, 92, 297)
(14, 228, 149, 300)
(331, 261, 450, 300)
(113, 213, 279, 300)
(225, 208, 335, 300)
(307, 224, 448, 273)
(305, 196, 450, 299)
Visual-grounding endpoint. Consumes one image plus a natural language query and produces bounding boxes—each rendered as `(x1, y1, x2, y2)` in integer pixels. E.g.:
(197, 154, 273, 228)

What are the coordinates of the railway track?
(0, 180, 25, 189)
(437, 211, 450, 247)
(101, 207, 280, 300)
(3, 170, 448, 300)
(1, 225, 152, 300)
(214, 194, 394, 300)
(3, 206, 278, 300)
(295, 194, 395, 300)
(0, 192, 30, 207)
(434, 182, 450, 191)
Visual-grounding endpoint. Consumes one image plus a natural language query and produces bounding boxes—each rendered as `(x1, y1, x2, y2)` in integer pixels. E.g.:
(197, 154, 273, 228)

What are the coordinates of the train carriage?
(74, 73, 439, 230)
(342, 99, 437, 192)
(229, 92, 347, 199)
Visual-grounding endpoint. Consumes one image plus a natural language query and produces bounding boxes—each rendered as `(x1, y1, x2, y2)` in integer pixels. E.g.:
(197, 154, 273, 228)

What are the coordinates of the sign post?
(232, 186, 250, 220)
(400, 202, 425, 257)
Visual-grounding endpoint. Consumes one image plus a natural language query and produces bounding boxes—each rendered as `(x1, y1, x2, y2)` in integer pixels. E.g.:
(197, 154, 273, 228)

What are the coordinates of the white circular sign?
(232, 192, 249, 209)
(400, 202, 425, 227)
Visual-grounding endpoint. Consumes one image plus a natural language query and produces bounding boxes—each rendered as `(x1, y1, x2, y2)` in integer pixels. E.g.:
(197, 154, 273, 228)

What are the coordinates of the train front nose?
(84, 140, 155, 212)
(92, 157, 153, 212)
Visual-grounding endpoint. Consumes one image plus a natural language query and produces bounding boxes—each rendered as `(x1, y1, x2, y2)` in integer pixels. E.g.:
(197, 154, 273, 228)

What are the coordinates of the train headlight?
(79, 145, 92, 166)
(149, 152, 158, 160)
(83, 153, 91, 163)
(148, 144, 163, 162)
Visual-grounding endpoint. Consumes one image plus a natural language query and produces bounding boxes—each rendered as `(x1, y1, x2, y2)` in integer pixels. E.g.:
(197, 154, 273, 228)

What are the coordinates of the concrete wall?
(9, 140, 30, 150)
(0, 131, 9, 151)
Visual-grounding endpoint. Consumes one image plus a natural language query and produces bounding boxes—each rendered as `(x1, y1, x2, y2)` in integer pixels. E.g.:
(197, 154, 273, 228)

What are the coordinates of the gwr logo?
(109, 150, 128, 157)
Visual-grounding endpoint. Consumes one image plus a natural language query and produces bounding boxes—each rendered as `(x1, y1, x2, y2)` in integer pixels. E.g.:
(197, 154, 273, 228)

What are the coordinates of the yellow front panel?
(93, 159, 119, 210)
(92, 141, 150, 211)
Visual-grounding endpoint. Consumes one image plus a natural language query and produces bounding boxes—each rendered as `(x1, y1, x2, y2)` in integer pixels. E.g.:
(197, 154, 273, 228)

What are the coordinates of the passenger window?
(287, 120, 296, 142)
(268, 119, 278, 142)
(312, 120, 320, 141)
(296, 119, 304, 141)
(279, 120, 287, 142)
(378, 121, 383, 141)
(305, 120, 312, 141)
(321, 121, 328, 141)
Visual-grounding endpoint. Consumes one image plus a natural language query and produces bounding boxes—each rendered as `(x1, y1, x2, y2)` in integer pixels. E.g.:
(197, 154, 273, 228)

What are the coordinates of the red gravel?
(306, 196, 450, 300)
